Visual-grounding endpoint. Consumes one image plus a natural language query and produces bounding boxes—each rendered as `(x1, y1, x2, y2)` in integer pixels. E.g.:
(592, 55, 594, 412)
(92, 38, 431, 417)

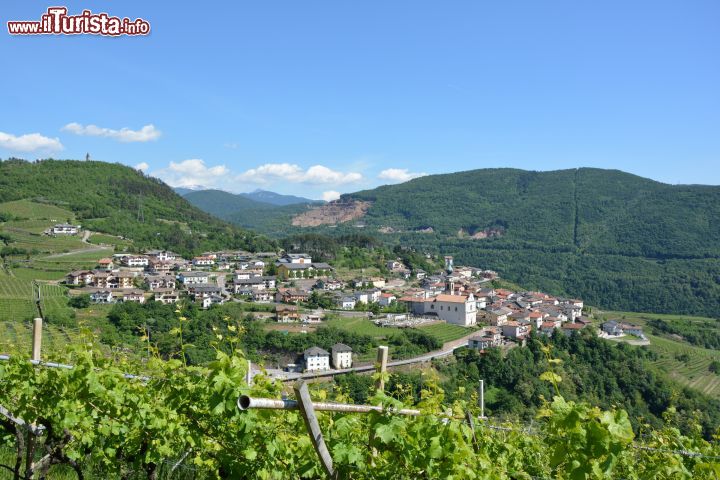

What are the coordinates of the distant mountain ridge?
(175, 187, 315, 206)
(173, 186, 208, 196)
(241, 189, 315, 206)
(181, 189, 312, 237)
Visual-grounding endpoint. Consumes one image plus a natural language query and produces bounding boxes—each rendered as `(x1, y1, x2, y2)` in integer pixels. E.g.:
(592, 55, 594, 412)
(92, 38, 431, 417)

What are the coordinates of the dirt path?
(42, 245, 111, 259)
(40, 230, 111, 259)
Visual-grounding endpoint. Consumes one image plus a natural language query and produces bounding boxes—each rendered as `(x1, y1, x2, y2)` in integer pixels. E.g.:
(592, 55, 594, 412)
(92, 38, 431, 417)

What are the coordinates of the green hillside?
(183, 189, 310, 236)
(181, 167, 720, 316)
(0, 159, 275, 256)
(183, 189, 276, 218)
(317, 168, 720, 316)
(347, 168, 720, 258)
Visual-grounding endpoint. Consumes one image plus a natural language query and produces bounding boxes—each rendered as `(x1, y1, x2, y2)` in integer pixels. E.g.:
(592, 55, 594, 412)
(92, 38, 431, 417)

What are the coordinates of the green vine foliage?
(1, 324, 718, 479)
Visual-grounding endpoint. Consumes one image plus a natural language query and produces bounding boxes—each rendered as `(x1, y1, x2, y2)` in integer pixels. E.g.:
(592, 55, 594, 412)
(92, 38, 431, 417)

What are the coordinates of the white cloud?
(151, 159, 363, 194)
(62, 123, 161, 142)
(0, 131, 63, 152)
(378, 168, 427, 183)
(135, 162, 150, 172)
(153, 159, 230, 188)
(322, 190, 341, 202)
(237, 163, 362, 185)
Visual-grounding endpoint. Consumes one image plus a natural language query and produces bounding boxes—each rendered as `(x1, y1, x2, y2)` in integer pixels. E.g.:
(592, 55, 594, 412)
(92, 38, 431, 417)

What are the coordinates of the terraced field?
(0, 199, 75, 221)
(0, 320, 79, 356)
(87, 232, 133, 249)
(600, 310, 720, 398)
(39, 283, 72, 320)
(0, 200, 115, 324)
(10, 267, 67, 281)
(603, 310, 717, 326)
(32, 248, 112, 271)
(646, 334, 720, 398)
(325, 316, 477, 345)
(0, 271, 37, 321)
(0, 298, 37, 322)
(3, 228, 86, 253)
(0, 199, 90, 256)
(3, 218, 55, 234)
(325, 316, 391, 337)
(417, 322, 477, 343)
(0, 270, 71, 322)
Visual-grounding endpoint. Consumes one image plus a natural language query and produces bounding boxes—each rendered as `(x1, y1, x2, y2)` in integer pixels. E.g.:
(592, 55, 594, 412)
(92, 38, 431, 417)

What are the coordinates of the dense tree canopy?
(0, 158, 276, 256)
(436, 332, 720, 439)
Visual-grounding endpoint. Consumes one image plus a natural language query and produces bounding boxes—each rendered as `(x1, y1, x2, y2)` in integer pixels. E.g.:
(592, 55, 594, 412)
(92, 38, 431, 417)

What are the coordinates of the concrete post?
(375, 346, 389, 392)
(479, 379, 485, 418)
(32, 318, 42, 362)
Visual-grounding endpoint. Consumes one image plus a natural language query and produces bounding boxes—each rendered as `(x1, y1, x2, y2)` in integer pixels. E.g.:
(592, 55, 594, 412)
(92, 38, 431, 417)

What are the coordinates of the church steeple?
(444, 255, 454, 274)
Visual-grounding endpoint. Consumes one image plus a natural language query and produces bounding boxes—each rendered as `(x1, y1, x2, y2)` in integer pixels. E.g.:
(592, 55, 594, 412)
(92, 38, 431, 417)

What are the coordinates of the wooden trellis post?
(293, 380, 337, 480)
(465, 410, 480, 453)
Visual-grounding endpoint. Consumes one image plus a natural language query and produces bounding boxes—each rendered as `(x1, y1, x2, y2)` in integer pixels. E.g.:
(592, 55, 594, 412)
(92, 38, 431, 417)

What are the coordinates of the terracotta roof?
(433, 294, 469, 303)
(398, 296, 425, 302)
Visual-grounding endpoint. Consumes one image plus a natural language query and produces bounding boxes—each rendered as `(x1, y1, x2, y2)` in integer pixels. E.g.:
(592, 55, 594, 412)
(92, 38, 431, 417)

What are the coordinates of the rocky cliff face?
(291, 200, 371, 227)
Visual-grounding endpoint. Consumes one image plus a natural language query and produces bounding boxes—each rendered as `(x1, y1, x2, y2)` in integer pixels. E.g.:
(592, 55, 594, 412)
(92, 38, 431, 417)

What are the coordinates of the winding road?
(41, 230, 111, 259)
(259, 331, 479, 383)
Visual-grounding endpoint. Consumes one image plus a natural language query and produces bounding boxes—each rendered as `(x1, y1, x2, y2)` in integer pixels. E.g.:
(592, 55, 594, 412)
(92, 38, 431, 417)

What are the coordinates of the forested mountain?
(183, 189, 277, 218)
(346, 168, 720, 258)
(178, 187, 314, 206)
(240, 189, 315, 205)
(183, 189, 312, 236)
(172, 186, 202, 196)
(0, 159, 275, 256)
(289, 168, 720, 316)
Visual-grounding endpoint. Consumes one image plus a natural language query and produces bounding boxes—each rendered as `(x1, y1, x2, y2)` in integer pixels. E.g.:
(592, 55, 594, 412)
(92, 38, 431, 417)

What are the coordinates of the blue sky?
(1, 1, 719, 199)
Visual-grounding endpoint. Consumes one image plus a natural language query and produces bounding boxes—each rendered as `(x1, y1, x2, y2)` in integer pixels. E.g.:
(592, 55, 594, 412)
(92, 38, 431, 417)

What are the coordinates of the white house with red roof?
(426, 293, 477, 326)
(378, 293, 397, 307)
(501, 321, 530, 340)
